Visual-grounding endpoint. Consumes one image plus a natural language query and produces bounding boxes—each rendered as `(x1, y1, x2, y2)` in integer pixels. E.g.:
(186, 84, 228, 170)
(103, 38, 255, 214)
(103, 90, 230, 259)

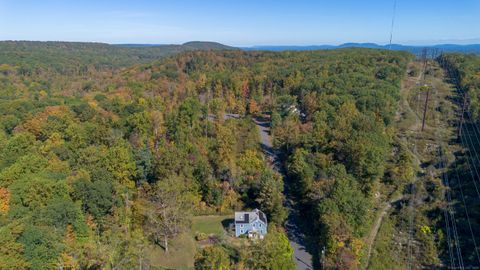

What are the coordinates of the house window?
(240, 224, 244, 228)
(240, 229, 244, 233)
(259, 224, 262, 227)
(253, 223, 256, 227)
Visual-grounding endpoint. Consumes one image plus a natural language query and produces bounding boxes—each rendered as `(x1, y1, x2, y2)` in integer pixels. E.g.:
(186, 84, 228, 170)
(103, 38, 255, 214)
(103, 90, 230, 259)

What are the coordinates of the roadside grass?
(396, 106, 418, 132)
(396, 61, 423, 132)
(368, 216, 403, 270)
(396, 83, 418, 132)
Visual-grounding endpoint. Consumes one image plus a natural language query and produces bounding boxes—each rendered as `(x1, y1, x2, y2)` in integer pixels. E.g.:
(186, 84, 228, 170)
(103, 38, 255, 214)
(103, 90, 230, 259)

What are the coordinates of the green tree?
(319, 169, 371, 238)
(0, 153, 48, 187)
(345, 130, 388, 192)
(106, 143, 136, 189)
(317, 167, 371, 268)
(286, 148, 314, 197)
(255, 170, 287, 224)
(0, 222, 29, 270)
(0, 114, 20, 134)
(215, 123, 237, 180)
(194, 245, 230, 270)
(245, 228, 295, 270)
(72, 176, 114, 221)
(19, 225, 61, 270)
(0, 132, 37, 168)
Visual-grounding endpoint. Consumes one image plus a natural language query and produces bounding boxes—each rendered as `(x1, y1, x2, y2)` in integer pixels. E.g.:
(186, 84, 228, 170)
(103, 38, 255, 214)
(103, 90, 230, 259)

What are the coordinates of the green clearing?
(146, 215, 232, 269)
(191, 215, 232, 236)
(368, 216, 403, 270)
(147, 233, 196, 270)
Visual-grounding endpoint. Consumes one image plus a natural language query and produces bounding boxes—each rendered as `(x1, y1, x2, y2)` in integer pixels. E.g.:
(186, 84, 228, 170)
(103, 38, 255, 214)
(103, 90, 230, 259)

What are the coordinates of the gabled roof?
(235, 209, 267, 225)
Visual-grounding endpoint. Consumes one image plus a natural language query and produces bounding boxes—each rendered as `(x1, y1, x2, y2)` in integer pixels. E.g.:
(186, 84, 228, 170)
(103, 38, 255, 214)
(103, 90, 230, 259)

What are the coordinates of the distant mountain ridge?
(242, 43, 480, 55)
(114, 41, 236, 50)
(182, 41, 237, 50)
(1, 40, 478, 72)
(0, 40, 237, 71)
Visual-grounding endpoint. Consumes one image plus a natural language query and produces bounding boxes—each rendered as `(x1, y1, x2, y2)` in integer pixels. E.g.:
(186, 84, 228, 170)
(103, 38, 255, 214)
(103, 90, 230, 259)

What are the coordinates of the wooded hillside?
(0, 46, 412, 269)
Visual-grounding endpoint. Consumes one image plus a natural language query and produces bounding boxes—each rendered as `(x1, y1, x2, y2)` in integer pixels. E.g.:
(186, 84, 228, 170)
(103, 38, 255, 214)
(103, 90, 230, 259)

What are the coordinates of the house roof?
(235, 209, 267, 225)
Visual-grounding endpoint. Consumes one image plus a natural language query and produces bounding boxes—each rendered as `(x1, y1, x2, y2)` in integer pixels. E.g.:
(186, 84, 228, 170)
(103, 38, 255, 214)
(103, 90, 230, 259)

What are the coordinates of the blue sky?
(0, 0, 478, 46)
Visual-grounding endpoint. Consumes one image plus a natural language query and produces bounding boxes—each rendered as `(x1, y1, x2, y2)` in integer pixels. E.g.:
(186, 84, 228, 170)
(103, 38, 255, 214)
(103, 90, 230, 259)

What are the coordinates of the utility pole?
(421, 85, 430, 131)
(321, 246, 325, 270)
(458, 93, 468, 138)
(432, 48, 439, 59)
(421, 48, 428, 81)
(420, 48, 429, 132)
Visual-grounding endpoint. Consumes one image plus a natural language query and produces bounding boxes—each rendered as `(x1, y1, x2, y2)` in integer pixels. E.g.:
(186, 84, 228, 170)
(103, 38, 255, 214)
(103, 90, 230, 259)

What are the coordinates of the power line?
(464, 110, 480, 173)
(444, 60, 480, 199)
(457, 117, 480, 199)
(449, 82, 480, 266)
(439, 146, 465, 269)
(407, 57, 423, 270)
(450, 67, 480, 196)
(431, 60, 464, 269)
(452, 160, 480, 264)
(436, 57, 480, 268)
(437, 149, 455, 269)
(407, 144, 416, 270)
(431, 79, 455, 269)
(435, 97, 464, 269)
(446, 94, 480, 266)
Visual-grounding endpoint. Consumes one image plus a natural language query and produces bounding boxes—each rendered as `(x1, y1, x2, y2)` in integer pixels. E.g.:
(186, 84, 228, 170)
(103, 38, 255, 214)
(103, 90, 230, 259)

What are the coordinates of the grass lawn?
(147, 233, 196, 270)
(191, 215, 232, 236)
(146, 215, 233, 269)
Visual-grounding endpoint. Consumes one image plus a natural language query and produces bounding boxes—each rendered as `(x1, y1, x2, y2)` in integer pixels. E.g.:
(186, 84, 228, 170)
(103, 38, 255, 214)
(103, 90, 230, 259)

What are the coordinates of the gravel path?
(363, 195, 405, 270)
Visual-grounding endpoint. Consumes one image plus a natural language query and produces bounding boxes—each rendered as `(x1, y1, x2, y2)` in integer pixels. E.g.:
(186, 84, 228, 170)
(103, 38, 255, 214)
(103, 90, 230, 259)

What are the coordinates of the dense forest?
(0, 41, 235, 74)
(0, 42, 417, 269)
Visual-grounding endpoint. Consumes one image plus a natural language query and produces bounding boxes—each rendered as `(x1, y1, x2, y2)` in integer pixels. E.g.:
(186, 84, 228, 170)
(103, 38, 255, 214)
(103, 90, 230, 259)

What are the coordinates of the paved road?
(215, 113, 314, 269)
(253, 116, 314, 270)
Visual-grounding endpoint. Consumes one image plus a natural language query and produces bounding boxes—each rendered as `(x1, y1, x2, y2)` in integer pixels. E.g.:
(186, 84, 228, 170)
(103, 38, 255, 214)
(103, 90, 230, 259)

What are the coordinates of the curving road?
(253, 116, 314, 270)
(218, 113, 314, 269)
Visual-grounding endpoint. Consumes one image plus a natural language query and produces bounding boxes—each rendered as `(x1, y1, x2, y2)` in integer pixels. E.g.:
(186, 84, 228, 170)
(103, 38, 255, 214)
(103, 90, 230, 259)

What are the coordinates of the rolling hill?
(243, 43, 480, 55)
(0, 41, 237, 73)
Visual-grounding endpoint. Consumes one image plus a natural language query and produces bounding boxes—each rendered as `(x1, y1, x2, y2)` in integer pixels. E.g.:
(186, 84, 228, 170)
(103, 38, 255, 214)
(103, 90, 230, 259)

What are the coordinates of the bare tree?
(140, 176, 194, 252)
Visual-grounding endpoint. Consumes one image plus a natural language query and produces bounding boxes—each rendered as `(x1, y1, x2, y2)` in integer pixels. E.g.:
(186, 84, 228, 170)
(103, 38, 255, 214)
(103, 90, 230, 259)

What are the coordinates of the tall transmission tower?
(388, 0, 397, 50)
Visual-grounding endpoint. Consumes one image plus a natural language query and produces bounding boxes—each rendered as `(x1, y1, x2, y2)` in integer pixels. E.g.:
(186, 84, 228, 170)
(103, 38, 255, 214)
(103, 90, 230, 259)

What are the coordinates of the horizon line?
(2, 39, 480, 48)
